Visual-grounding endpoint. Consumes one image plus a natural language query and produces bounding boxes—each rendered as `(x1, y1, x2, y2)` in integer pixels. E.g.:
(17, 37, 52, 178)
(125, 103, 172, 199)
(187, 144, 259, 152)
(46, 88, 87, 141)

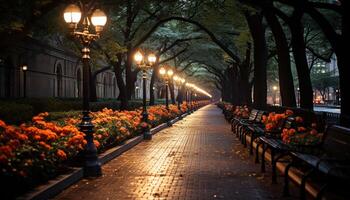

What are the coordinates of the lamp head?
(147, 53, 157, 65)
(63, 4, 81, 29)
(167, 69, 174, 77)
(91, 9, 107, 34)
(134, 51, 143, 65)
(159, 67, 166, 75)
(22, 65, 28, 71)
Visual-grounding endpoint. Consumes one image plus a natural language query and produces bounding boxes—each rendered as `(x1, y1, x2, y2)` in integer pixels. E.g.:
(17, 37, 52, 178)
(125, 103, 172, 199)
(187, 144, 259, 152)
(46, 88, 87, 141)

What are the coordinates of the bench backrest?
(255, 111, 265, 123)
(249, 109, 258, 121)
(322, 125, 350, 159)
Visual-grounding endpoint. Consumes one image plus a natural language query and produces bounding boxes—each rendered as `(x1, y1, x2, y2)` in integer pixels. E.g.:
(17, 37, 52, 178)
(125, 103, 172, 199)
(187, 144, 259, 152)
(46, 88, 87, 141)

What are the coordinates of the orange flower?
(0, 145, 13, 157)
(56, 149, 67, 160)
(310, 129, 318, 135)
(297, 127, 306, 132)
(288, 128, 296, 135)
(295, 116, 303, 123)
(0, 120, 6, 128)
(38, 141, 52, 150)
(93, 140, 101, 149)
(265, 123, 274, 131)
(285, 110, 294, 116)
(17, 133, 28, 141)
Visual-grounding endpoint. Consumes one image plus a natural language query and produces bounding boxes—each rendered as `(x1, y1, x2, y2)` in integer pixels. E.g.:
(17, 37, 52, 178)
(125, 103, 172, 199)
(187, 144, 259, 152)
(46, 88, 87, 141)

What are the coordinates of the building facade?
(0, 37, 118, 99)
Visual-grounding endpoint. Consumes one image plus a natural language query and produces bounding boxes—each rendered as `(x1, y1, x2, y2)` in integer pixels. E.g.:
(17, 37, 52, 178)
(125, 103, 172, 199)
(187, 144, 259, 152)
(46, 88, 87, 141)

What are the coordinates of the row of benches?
(224, 106, 350, 199)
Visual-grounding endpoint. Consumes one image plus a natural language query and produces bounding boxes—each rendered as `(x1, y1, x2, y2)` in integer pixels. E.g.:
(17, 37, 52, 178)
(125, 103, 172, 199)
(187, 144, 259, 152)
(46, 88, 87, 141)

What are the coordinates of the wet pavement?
(53, 105, 298, 200)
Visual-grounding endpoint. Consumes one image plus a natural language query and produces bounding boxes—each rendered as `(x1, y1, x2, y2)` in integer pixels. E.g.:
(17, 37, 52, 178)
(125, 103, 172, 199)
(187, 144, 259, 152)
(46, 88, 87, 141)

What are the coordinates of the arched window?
(56, 65, 62, 97)
(76, 68, 82, 98)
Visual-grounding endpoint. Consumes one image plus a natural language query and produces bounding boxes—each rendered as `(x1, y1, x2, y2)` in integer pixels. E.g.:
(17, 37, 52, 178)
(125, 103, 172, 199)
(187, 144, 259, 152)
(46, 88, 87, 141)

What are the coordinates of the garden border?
(17, 111, 191, 200)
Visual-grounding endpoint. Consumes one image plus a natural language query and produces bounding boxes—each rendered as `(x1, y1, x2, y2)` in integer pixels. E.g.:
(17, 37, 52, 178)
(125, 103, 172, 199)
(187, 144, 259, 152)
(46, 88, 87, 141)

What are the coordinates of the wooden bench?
(231, 109, 258, 136)
(257, 116, 296, 182)
(239, 111, 265, 150)
(284, 125, 350, 199)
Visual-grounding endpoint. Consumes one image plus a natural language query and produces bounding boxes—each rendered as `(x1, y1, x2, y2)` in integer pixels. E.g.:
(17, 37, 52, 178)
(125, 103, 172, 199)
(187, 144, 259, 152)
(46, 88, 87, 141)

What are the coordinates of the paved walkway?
(54, 105, 297, 200)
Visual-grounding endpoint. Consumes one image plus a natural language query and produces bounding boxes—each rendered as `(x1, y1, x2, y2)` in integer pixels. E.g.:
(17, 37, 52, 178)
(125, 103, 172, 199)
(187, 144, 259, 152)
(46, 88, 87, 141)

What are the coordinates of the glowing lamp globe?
(147, 54, 157, 65)
(167, 69, 174, 77)
(134, 51, 143, 65)
(159, 67, 166, 75)
(91, 9, 107, 33)
(64, 4, 81, 26)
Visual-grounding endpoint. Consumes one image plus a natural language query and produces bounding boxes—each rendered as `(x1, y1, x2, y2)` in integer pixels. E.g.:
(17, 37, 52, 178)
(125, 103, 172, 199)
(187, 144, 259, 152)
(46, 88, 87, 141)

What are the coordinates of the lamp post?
(336, 89, 340, 105)
(173, 75, 185, 118)
(297, 87, 300, 107)
(186, 83, 194, 112)
(134, 50, 157, 140)
(159, 66, 174, 111)
(272, 85, 278, 106)
(22, 65, 28, 98)
(63, 3, 107, 177)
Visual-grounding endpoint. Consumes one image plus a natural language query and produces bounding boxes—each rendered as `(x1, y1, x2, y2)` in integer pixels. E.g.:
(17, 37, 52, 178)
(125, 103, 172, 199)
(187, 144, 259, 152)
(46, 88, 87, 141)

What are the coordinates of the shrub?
(0, 102, 34, 124)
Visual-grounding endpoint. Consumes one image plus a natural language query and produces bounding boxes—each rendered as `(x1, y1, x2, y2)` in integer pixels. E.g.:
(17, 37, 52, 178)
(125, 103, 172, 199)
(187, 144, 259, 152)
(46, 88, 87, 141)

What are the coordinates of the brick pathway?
(54, 105, 298, 200)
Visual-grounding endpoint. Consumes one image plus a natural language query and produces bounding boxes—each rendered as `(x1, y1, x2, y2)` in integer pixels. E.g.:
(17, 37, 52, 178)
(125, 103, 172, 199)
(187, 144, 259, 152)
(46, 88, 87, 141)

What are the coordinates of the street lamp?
(273, 85, 278, 106)
(186, 83, 194, 112)
(297, 87, 300, 107)
(63, 3, 107, 177)
(173, 75, 185, 118)
(159, 66, 174, 110)
(336, 89, 340, 105)
(22, 65, 28, 98)
(133, 50, 157, 140)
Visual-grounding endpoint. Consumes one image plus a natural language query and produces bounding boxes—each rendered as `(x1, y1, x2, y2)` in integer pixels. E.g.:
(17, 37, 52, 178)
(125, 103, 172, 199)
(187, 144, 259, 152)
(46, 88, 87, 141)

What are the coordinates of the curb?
(18, 110, 197, 200)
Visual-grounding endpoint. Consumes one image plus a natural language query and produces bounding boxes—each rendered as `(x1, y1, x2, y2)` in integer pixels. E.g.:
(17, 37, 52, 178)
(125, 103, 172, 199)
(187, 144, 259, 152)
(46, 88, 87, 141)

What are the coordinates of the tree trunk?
(125, 50, 134, 100)
(114, 57, 128, 110)
(339, 0, 350, 125)
(239, 43, 252, 105)
(246, 12, 267, 109)
(169, 81, 176, 104)
(149, 65, 159, 105)
(264, 9, 296, 107)
(290, 10, 313, 110)
(304, 2, 349, 125)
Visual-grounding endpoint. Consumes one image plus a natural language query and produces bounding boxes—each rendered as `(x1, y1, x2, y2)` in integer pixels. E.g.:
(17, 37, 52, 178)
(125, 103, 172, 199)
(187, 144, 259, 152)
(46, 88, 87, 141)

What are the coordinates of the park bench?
(223, 106, 235, 122)
(239, 110, 266, 152)
(231, 109, 258, 138)
(256, 110, 325, 176)
(257, 116, 296, 182)
(283, 125, 350, 199)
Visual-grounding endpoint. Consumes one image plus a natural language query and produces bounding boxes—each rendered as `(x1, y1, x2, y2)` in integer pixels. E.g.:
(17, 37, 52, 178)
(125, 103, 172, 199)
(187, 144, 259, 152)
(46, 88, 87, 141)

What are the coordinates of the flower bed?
(281, 119, 323, 146)
(217, 102, 250, 121)
(261, 110, 294, 133)
(0, 101, 207, 198)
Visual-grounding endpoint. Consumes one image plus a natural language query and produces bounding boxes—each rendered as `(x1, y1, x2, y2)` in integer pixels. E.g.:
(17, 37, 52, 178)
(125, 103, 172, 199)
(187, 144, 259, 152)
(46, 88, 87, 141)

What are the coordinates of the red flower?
(56, 149, 67, 160)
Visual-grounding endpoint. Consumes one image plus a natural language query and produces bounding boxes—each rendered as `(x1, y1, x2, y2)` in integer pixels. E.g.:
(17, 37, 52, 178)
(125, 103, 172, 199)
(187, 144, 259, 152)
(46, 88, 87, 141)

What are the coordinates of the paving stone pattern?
(53, 105, 299, 200)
